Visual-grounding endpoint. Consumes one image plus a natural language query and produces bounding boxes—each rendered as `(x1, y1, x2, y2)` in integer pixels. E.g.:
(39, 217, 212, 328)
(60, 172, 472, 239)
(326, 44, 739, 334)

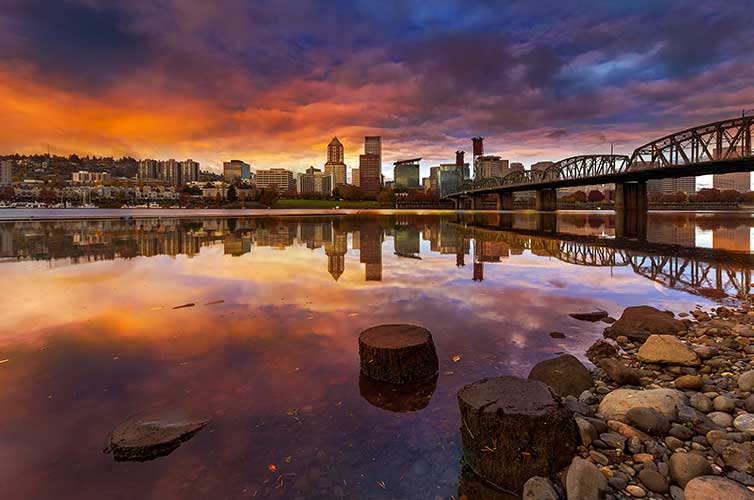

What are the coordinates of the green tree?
(259, 188, 278, 207)
(377, 189, 395, 205)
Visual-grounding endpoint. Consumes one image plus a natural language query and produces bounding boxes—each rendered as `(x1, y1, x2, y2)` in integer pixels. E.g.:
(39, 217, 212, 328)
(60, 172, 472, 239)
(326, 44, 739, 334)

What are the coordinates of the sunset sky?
(2, 0, 753, 177)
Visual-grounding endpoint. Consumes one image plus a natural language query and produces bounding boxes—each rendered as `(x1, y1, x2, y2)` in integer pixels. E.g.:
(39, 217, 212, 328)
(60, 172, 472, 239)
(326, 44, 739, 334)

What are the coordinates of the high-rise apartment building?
(359, 154, 381, 196)
(351, 168, 360, 187)
(256, 168, 295, 193)
(137, 158, 199, 185)
(324, 137, 347, 185)
(223, 160, 251, 182)
(393, 158, 421, 188)
(0, 160, 13, 185)
(296, 167, 335, 195)
(713, 172, 750, 192)
(364, 136, 381, 167)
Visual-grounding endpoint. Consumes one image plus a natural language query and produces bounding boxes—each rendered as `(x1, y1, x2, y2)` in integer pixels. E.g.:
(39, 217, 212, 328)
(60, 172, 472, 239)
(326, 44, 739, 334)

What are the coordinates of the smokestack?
(472, 137, 484, 156)
(455, 150, 465, 166)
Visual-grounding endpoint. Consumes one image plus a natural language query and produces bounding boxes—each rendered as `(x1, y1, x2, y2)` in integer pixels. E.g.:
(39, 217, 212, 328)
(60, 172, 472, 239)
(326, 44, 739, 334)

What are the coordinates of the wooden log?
(359, 372, 437, 413)
(358, 324, 438, 384)
(457, 376, 578, 494)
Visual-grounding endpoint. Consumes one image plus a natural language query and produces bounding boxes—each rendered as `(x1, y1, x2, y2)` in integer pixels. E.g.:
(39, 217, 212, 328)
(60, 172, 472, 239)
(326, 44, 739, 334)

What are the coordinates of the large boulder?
(527, 354, 593, 398)
(598, 388, 687, 422)
(605, 306, 686, 341)
(636, 335, 700, 366)
(566, 457, 608, 500)
(684, 476, 754, 500)
(457, 376, 579, 494)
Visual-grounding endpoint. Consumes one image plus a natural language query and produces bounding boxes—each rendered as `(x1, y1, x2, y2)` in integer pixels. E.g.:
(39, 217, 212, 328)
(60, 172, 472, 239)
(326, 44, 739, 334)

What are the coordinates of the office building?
(72, 171, 111, 183)
(360, 221, 383, 281)
(325, 228, 347, 281)
(713, 172, 750, 192)
(475, 155, 508, 179)
(359, 153, 382, 196)
(223, 160, 251, 182)
(509, 162, 525, 173)
(351, 168, 360, 187)
(364, 136, 382, 167)
(296, 167, 335, 195)
(647, 177, 697, 194)
(256, 168, 295, 193)
(324, 137, 347, 185)
(393, 158, 421, 188)
(531, 161, 555, 172)
(431, 163, 470, 196)
(0, 160, 11, 185)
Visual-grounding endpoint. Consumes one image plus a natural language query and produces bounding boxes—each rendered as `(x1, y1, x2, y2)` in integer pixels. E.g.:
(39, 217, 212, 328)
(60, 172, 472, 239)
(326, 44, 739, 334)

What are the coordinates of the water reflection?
(0, 212, 752, 499)
(358, 373, 438, 413)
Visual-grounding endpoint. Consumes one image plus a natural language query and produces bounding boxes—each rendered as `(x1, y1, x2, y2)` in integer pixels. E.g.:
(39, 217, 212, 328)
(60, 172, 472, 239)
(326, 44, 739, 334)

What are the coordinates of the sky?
(1, 0, 754, 178)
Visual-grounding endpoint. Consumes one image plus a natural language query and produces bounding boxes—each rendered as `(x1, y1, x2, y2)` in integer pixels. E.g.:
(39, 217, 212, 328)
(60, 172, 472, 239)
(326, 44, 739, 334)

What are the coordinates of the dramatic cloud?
(1, 0, 753, 176)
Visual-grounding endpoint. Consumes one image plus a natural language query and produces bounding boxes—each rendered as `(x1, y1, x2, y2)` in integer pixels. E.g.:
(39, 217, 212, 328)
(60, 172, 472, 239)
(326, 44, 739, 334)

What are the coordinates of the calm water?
(1, 211, 754, 499)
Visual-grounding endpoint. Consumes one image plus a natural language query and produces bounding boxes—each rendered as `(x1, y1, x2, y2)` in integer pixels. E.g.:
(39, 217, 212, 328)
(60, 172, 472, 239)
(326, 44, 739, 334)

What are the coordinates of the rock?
(566, 457, 608, 500)
(528, 354, 593, 398)
(358, 324, 439, 383)
(606, 306, 686, 341)
(599, 358, 641, 386)
(666, 436, 684, 449)
(457, 376, 578, 494)
(625, 407, 672, 435)
(721, 442, 754, 474)
(587, 339, 618, 364)
(675, 375, 704, 390)
(669, 485, 684, 500)
(608, 420, 653, 443)
(713, 395, 736, 413)
(598, 388, 687, 422)
(734, 414, 754, 433)
(105, 416, 208, 462)
(708, 411, 734, 428)
(692, 345, 717, 360)
(669, 453, 713, 487)
(599, 431, 626, 450)
(684, 475, 754, 500)
(739, 371, 754, 392)
(636, 335, 700, 366)
(570, 310, 609, 322)
(522, 476, 560, 500)
(549, 331, 566, 339)
(669, 423, 695, 440)
(626, 484, 647, 497)
(689, 393, 713, 413)
(639, 468, 669, 493)
(576, 417, 597, 447)
(609, 476, 627, 490)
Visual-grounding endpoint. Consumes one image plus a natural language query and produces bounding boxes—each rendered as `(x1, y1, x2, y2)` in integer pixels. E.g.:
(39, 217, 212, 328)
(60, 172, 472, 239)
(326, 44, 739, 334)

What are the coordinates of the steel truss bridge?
(449, 222, 754, 299)
(444, 116, 754, 199)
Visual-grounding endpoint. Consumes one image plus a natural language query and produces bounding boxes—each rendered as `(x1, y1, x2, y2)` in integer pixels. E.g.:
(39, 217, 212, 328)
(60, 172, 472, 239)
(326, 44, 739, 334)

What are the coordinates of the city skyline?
(2, 1, 753, 180)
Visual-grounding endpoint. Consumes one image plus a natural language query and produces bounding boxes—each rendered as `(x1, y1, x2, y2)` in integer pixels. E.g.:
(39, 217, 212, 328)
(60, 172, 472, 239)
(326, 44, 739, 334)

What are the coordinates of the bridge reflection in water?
(2, 212, 754, 300)
(449, 212, 754, 300)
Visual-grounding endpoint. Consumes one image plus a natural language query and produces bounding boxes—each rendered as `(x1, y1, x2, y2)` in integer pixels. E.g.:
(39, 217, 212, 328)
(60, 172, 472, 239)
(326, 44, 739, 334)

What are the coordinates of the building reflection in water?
(2, 212, 754, 299)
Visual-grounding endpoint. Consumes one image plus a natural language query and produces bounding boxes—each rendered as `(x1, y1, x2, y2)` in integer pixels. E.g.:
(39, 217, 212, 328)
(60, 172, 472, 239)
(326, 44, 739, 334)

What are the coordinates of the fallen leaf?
(283, 456, 292, 464)
(376, 480, 386, 489)
(0, 359, 9, 364)
(452, 355, 461, 362)
(268, 464, 277, 472)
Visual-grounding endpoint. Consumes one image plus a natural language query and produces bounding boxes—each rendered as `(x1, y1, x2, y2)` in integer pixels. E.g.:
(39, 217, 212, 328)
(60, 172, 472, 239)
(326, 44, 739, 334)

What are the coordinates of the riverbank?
(523, 303, 754, 499)
(273, 199, 382, 209)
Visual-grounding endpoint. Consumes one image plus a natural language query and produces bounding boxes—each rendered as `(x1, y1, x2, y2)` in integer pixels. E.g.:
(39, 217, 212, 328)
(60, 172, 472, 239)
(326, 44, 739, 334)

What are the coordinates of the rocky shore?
(520, 304, 754, 500)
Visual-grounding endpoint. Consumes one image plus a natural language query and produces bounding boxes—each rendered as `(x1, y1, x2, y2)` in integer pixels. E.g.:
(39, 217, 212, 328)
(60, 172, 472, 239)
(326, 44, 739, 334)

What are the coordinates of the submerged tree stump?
(457, 376, 578, 494)
(358, 324, 438, 384)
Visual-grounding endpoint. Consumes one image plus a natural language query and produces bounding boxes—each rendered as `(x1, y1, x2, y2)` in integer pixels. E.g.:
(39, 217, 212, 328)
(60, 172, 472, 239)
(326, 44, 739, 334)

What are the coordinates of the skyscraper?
(364, 136, 382, 167)
(393, 158, 421, 188)
(359, 154, 381, 197)
(325, 227, 347, 281)
(325, 137, 347, 185)
(351, 168, 360, 187)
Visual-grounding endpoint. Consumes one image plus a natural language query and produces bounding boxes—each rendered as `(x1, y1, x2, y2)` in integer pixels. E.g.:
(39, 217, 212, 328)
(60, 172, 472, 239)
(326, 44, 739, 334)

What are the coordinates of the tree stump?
(358, 324, 438, 384)
(104, 416, 208, 462)
(457, 376, 578, 494)
(359, 372, 437, 413)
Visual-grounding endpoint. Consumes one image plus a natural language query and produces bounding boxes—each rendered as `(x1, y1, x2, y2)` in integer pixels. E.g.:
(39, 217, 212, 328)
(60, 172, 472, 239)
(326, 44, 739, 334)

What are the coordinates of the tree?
(587, 190, 605, 202)
(0, 186, 14, 201)
(227, 184, 238, 202)
(572, 190, 587, 202)
(377, 189, 395, 205)
(259, 188, 278, 207)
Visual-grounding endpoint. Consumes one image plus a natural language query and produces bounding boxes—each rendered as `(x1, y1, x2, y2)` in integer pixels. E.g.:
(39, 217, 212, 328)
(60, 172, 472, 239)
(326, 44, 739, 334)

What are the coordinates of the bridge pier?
(615, 182, 647, 212)
(536, 213, 557, 233)
(615, 211, 647, 239)
(473, 196, 485, 210)
(495, 192, 513, 211)
(535, 189, 557, 211)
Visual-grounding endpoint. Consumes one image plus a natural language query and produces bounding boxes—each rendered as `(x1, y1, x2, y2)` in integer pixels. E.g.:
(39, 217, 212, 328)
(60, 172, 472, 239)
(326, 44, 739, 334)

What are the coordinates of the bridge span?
(444, 116, 754, 211)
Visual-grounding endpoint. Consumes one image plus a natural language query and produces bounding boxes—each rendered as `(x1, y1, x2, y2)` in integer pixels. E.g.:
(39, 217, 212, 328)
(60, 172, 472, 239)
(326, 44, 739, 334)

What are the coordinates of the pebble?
(638, 469, 668, 493)
(734, 413, 754, 433)
(713, 395, 737, 412)
(626, 484, 646, 497)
